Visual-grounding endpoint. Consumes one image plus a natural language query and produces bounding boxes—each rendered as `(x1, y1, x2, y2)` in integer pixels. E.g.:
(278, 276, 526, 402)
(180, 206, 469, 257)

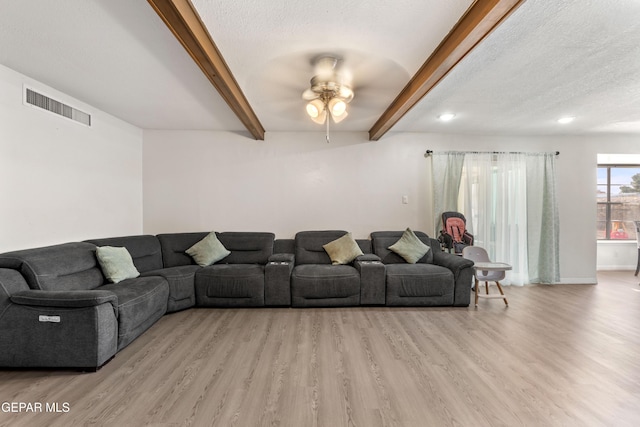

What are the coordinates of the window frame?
(597, 163, 640, 241)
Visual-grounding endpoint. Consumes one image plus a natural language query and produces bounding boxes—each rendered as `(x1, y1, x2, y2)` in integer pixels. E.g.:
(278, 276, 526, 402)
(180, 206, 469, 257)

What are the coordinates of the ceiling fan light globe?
(310, 109, 327, 125)
(331, 110, 348, 124)
(328, 98, 347, 117)
(306, 99, 325, 118)
(306, 103, 319, 118)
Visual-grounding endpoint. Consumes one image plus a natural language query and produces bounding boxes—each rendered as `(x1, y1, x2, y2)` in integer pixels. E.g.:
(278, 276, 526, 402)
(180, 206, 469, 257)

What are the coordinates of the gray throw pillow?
(96, 246, 140, 284)
(323, 232, 364, 265)
(186, 232, 230, 267)
(388, 228, 431, 264)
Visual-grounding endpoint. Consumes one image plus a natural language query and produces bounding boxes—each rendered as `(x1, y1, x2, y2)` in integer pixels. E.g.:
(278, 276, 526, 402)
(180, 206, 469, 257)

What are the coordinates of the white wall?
(142, 131, 427, 237)
(0, 64, 143, 252)
(143, 129, 639, 284)
(597, 241, 637, 270)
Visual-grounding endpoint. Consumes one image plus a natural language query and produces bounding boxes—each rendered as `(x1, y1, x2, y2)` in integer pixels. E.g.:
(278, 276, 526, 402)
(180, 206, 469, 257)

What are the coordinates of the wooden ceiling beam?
(147, 0, 265, 140)
(368, 0, 526, 141)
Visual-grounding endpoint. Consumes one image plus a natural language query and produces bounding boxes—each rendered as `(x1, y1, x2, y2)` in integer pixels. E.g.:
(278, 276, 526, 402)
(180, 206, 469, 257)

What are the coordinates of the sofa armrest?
(432, 250, 474, 271)
(265, 254, 294, 306)
(11, 290, 117, 311)
(432, 251, 475, 306)
(355, 254, 381, 262)
(1, 290, 119, 369)
(141, 266, 198, 313)
(268, 253, 295, 264)
(354, 258, 385, 305)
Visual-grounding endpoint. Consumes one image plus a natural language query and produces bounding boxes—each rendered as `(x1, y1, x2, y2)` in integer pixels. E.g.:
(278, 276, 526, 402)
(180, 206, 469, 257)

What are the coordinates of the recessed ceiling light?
(438, 113, 456, 121)
(557, 116, 575, 124)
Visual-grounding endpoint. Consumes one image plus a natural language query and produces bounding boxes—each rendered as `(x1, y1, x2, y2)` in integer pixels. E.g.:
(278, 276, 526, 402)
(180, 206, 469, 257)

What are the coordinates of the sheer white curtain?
(433, 151, 560, 285)
(462, 153, 529, 285)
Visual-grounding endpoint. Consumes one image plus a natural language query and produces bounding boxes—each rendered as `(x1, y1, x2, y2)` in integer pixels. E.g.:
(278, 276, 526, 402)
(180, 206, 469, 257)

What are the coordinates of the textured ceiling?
(1, 0, 639, 137)
(392, 0, 640, 135)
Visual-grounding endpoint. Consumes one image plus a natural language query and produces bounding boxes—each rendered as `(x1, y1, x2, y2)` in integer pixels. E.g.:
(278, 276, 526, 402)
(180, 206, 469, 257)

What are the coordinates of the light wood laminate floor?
(1, 271, 639, 426)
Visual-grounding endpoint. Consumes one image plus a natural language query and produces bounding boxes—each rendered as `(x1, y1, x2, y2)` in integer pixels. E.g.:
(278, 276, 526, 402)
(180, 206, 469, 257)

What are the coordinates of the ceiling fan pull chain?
(326, 109, 330, 143)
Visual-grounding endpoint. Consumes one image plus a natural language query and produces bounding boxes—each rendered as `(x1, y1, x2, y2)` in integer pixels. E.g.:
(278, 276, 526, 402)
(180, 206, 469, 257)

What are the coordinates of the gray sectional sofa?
(0, 230, 473, 370)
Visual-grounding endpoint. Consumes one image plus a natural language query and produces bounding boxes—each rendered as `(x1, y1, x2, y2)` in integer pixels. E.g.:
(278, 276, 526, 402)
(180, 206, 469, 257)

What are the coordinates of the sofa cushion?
(295, 230, 348, 265)
(388, 228, 431, 264)
(100, 276, 169, 349)
(195, 264, 265, 307)
(323, 232, 363, 265)
(385, 263, 454, 305)
(371, 231, 435, 265)
(274, 239, 295, 254)
(85, 235, 163, 273)
(158, 232, 275, 267)
(291, 265, 360, 299)
(186, 232, 231, 267)
(0, 242, 104, 291)
(96, 246, 140, 284)
(157, 232, 208, 267)
(216, 232, 275, 264)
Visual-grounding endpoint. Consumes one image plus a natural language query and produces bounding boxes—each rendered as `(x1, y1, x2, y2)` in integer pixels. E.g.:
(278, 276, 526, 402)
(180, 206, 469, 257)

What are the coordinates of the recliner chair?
(290, 230, 385, 307)
(371, 230, 474, 306)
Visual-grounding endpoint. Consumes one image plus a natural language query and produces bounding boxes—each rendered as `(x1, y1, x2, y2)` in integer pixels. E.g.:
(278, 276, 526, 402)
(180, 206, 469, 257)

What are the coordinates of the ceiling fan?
(302, 55, 354, 142)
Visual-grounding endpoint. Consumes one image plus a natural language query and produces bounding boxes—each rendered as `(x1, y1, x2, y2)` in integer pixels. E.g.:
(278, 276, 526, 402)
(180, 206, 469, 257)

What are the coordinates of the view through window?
(597, 163, 640, 240)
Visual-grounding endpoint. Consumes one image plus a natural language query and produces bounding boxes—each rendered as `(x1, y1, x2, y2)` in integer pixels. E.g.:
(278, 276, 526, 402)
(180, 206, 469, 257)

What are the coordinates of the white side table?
(472, 261, 512, 307)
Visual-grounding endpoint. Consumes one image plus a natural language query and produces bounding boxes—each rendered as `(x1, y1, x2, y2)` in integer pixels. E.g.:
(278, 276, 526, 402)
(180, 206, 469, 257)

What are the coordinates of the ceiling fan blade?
(302, 89, 318, 100)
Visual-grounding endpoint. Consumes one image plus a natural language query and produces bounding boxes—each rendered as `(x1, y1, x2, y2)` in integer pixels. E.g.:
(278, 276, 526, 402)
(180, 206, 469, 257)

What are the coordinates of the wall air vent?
(24, 87, 91, 126)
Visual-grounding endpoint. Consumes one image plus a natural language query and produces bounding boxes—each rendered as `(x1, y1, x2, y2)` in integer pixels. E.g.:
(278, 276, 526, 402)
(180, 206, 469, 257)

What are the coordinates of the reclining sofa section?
(154, 232, 292, 307)
(290, 230, 386, 307)
(0, 242, 133, 369)
(371, 231, 474, 307)
(0, 230, 473, 370)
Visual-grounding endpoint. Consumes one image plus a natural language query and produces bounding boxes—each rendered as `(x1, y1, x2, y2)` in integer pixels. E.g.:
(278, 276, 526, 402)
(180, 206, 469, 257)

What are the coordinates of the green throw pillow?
(96, 246, 140, 284)
(186, 232, 230, 267)
(388, 228, 431, 264)
(323, 232, 364, 265)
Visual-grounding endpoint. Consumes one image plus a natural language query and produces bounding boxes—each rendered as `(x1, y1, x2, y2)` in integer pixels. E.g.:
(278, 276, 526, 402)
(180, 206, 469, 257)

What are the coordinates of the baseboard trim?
(596, 266, 636, 271)
(559, 277, 598, 285)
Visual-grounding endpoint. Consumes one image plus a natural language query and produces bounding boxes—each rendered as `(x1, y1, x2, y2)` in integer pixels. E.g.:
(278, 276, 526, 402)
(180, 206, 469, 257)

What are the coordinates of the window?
(597, 164, 640, 240)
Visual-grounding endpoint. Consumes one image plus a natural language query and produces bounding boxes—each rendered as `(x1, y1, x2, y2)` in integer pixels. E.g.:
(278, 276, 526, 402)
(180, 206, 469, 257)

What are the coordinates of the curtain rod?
(424, 150, 560, 157)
